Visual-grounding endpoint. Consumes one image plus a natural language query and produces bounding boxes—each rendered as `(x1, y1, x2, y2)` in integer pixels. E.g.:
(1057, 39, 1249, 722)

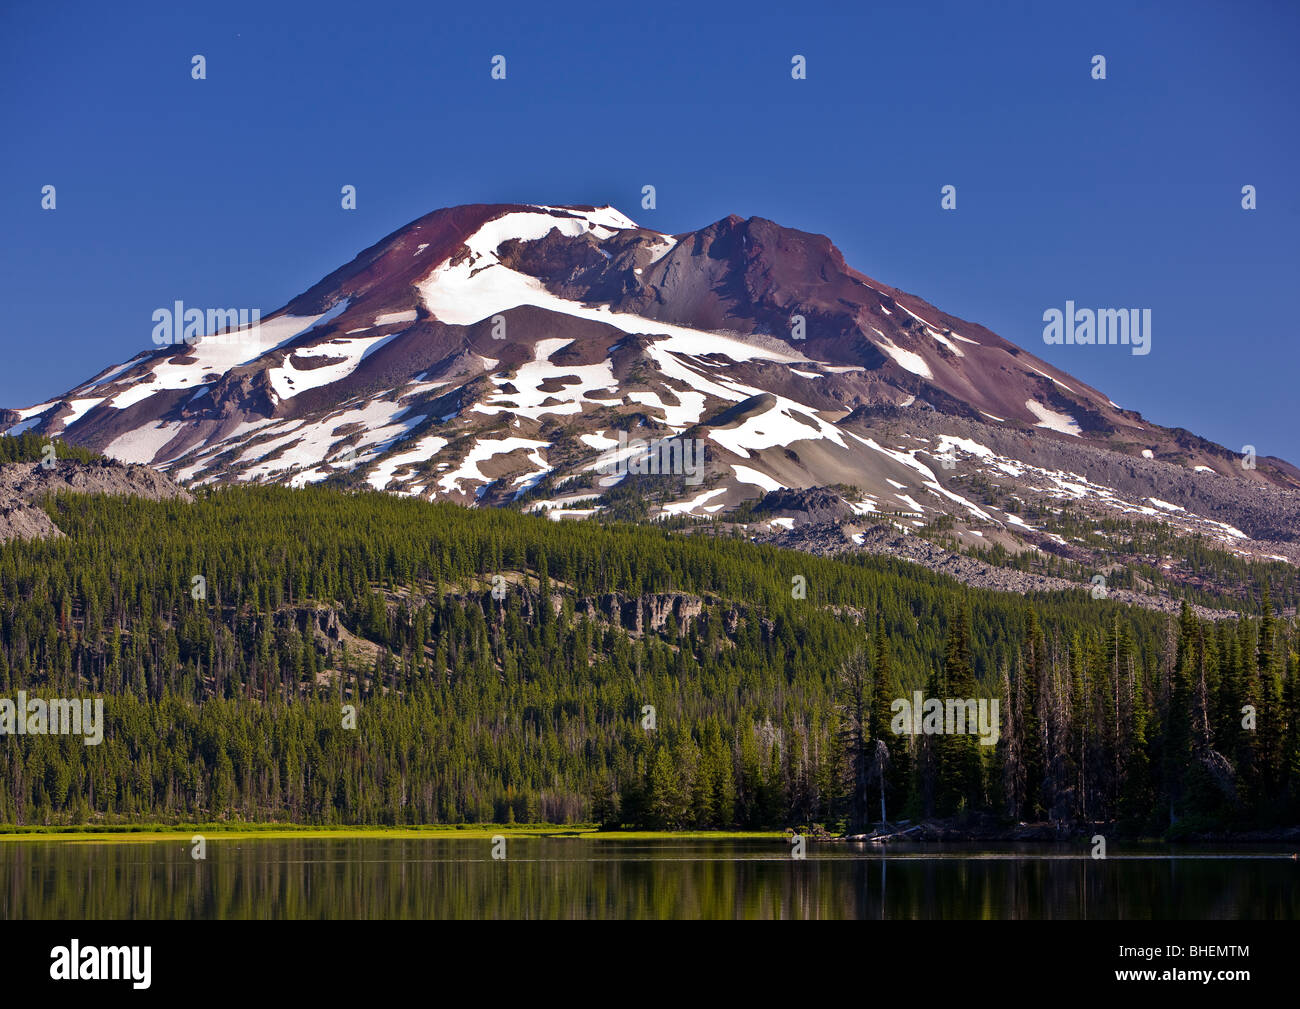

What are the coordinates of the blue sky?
(2, 0, 1297, 461)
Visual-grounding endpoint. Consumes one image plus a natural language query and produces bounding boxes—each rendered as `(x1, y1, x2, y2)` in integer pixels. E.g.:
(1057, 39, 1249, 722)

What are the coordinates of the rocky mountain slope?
(4, 202, 1296, 600)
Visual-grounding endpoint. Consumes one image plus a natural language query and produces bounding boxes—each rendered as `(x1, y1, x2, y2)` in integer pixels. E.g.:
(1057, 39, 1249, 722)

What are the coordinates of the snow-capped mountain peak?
(5, 202, 1298, 573)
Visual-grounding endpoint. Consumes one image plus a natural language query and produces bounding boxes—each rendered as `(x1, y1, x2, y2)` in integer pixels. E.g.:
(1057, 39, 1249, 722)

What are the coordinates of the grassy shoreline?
(0, 824, 790, 843)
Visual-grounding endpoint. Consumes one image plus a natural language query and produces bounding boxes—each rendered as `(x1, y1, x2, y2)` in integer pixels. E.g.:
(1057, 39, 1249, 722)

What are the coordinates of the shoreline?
(0, 822, 1296, 844)
(0, 825, 788, 843)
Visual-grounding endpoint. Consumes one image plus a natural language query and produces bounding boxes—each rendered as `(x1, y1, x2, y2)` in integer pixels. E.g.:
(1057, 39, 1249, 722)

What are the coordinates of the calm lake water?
(1, 837, 1296, 919)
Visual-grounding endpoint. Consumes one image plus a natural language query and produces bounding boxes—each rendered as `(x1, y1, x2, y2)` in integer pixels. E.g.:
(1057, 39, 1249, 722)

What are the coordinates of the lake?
(1, 837, 1296, 919)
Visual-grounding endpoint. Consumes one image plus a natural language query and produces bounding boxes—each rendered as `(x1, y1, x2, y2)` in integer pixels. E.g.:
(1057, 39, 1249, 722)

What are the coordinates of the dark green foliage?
(0, 485, 1294, 833)
(0, 433, 101, 465)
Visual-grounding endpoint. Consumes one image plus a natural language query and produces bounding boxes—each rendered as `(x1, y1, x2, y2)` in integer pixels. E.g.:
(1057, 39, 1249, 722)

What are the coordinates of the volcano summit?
(5, 202, 1298, 592)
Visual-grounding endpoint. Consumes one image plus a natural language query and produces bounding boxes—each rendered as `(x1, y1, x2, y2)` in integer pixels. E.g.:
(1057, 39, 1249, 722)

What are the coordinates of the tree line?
(0, 483, 1295, 834)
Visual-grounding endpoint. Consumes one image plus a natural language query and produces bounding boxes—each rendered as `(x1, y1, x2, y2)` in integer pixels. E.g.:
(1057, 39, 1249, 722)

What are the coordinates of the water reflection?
(1, 839, 1294, 920)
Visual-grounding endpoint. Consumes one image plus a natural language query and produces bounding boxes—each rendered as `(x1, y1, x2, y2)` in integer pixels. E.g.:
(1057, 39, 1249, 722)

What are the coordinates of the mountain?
(5, 202, 1298, 602)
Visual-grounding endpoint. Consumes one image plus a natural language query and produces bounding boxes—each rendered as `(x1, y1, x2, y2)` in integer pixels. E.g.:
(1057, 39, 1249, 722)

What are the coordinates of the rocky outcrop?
(574, 592, 707, 635)
(0, 459, 193, 543)
(0, 500, 61, 541)
(761, 521, 1240, 621)
(753, 486, 852, 525)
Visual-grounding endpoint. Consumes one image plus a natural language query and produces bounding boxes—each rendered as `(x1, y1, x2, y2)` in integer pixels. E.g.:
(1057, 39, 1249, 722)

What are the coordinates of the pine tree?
(938, 603, 982, 815)
(867, 621, 897, 824)
(837, 649, 871, 833)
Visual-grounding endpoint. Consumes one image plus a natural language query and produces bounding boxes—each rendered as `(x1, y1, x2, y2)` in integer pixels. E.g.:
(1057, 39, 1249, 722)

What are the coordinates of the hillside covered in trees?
(0, 482, 1296, 836)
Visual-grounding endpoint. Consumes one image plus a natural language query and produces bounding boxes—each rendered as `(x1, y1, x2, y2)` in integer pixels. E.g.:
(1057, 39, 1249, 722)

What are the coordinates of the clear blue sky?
(2, 0, 1297, 461)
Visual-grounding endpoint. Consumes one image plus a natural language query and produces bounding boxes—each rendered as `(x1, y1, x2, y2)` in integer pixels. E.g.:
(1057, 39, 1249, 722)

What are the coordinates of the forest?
(0, 477, 1296, 836)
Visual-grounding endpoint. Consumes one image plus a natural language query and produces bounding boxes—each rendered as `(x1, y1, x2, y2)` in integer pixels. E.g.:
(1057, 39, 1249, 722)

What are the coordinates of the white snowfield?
(1025, 399, 1081, 437)
(708, 395, 846, 459)
(867, 328, 932, 379)
(935, 434, 995, 459)
(268, 329, 404, 401)
(417, 208, 805, 437)
(918, 432, 1251, 545)
(646, 235, 678, 264)
(63, 397, 106, 425)
(103, 421, 187, 465)
(731, 465, 783, 493)
(367, 434, 449, 491)
(90, 305, 353, 413)
(578, 431, 619, 451)
(662, 487, 728, 517)
(240, 398, 421, 484)
(437, 436, 550, 495)
(853, 434, 994, 523)
(471, 337, 616, 420)
(167, 394, 421, 486)
(373, 310, 418, 326)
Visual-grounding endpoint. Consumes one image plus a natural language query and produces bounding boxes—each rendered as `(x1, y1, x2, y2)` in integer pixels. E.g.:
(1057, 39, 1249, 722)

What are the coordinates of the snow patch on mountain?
(1026, 399, 1082, 437)
(854, 434, 994, 522)
(107, 308, 350, 412)
(437, 436, 549, 495)
(646, 235, 678, 264)
(579, 431, 619, 451)
(472, 337, 616, 420)
(731, 465, 784, 493)
(367, 434, 449, 491)
(868, 329, 932, 379)
(236, 399, 421, 484)
(64, 397, 106, 425)
(708, 397, 846, 459)
(662, 487, 728, 516)
(103, 421, 186, 464)
(927, 327, 965, 357)
(269, 330, 404, 400)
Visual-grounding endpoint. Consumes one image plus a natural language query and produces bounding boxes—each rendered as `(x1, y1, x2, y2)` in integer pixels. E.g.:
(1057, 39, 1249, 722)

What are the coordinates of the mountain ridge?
(4, 202, 1297, 598)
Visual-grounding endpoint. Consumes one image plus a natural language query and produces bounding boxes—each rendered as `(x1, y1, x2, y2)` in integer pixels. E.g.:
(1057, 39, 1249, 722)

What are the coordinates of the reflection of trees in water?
(2, 840, 1295, 920)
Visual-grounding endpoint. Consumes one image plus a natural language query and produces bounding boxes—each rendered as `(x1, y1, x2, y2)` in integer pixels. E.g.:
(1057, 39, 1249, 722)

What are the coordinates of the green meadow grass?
(0, 823, 789, 843)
